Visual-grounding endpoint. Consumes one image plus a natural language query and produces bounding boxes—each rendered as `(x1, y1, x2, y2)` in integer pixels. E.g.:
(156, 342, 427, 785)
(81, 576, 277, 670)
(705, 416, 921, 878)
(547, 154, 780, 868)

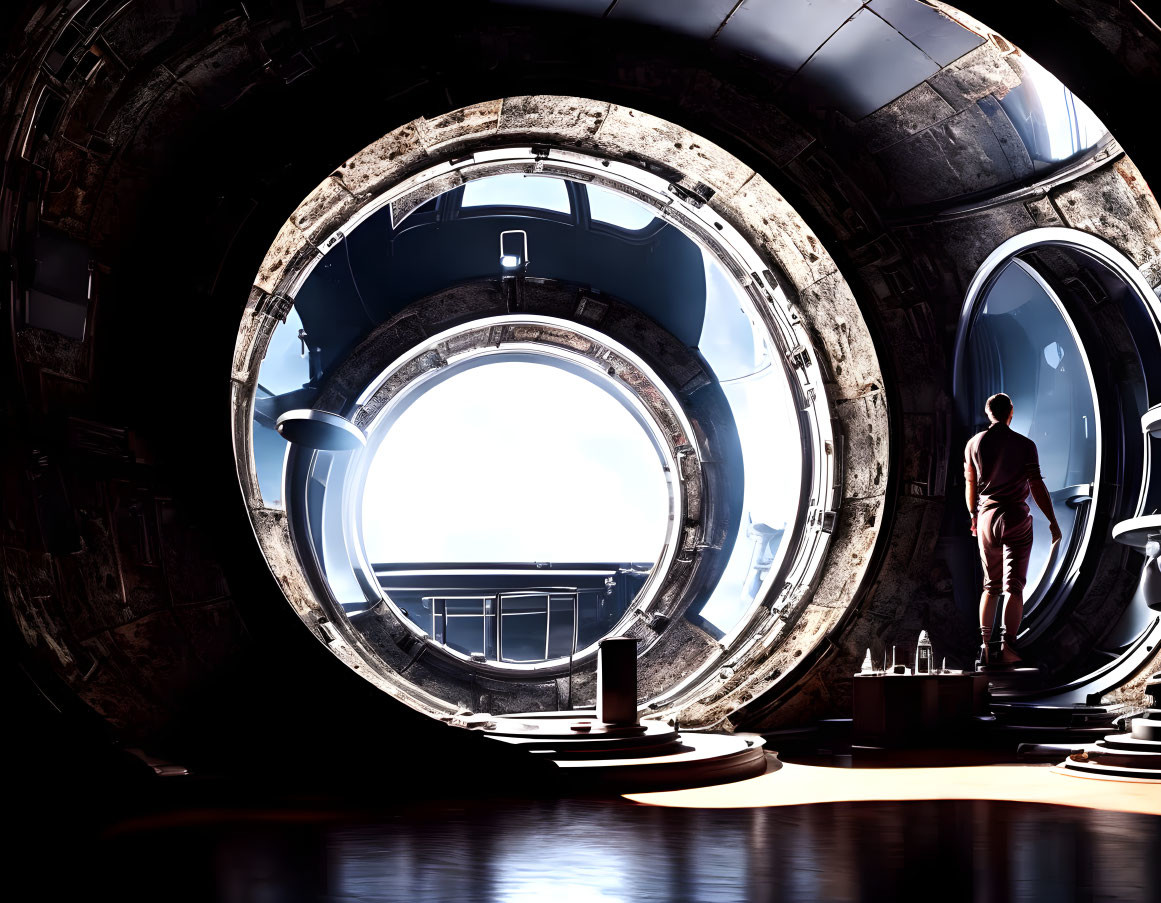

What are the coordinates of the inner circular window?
(359, 356, 672, 663)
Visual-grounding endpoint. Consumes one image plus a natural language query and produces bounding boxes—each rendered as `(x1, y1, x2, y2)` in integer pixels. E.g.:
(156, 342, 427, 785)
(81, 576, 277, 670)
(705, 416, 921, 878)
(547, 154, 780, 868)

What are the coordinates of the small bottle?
(916, 630, 933, 674)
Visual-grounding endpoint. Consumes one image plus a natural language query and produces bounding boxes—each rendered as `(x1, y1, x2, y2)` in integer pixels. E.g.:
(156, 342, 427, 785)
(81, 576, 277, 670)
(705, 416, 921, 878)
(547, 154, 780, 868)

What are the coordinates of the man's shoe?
(998, 627, 1023, 664)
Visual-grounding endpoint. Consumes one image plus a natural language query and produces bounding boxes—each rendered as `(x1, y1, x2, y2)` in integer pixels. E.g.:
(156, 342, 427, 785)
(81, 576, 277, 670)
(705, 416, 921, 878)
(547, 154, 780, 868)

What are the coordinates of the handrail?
(1053, 483, 1093, 506)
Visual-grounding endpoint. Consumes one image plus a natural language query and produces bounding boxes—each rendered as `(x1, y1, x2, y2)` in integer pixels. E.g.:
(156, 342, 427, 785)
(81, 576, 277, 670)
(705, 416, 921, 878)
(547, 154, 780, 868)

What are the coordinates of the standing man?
(964, 393, 1061, 665)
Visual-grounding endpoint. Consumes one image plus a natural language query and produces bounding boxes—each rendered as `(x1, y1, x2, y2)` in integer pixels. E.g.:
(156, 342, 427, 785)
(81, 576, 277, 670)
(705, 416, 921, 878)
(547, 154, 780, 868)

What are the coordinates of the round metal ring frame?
(326, 315, 697, 675)
(235, 137, 845, 720)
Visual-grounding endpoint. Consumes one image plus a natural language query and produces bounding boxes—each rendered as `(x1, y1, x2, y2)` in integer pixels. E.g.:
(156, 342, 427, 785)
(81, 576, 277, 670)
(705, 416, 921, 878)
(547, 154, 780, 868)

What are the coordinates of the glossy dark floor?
(34, 794, 1160, 902)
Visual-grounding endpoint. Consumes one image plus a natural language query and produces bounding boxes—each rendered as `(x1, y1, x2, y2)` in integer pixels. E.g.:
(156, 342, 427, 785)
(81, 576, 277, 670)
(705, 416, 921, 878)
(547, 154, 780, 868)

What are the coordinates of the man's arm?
(1029, 478, 1062, 544)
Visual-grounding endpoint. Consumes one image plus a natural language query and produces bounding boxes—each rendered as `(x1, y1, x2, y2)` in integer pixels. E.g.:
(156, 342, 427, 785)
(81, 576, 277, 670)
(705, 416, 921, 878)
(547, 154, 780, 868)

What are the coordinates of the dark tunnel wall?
(3, 0, 1161, 768)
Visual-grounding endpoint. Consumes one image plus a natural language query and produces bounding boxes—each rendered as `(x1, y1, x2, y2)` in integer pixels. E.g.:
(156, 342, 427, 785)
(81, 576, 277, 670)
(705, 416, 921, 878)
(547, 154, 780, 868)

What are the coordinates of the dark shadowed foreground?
(21, 792, 1160, 903)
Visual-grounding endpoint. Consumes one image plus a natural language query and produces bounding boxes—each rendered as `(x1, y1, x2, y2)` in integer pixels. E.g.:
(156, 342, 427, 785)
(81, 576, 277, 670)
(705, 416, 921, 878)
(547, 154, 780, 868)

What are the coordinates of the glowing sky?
(361, 361, 671, 563)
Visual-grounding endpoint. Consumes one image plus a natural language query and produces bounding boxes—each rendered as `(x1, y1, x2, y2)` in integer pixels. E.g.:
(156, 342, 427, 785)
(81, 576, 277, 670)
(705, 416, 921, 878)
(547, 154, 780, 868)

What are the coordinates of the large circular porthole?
(954, 228, 1161, 677)
(231, 98, 886, 724)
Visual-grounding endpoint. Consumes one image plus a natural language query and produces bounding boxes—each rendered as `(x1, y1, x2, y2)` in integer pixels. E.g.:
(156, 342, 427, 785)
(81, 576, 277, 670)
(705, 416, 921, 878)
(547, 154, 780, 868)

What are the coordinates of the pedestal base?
(852, 673, 989, 747)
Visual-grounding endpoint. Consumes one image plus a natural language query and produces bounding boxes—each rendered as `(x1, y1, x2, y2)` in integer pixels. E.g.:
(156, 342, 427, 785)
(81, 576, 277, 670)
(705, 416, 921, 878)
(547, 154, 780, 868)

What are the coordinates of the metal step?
(1084, 748, 1161, 765)
(1100, 731, 1161, 754)
(984, 666, 1046, 693)
(989, 702, 1124, 730)
(1132, 718, 1161, 741)
(1060, 753, 1161, 780)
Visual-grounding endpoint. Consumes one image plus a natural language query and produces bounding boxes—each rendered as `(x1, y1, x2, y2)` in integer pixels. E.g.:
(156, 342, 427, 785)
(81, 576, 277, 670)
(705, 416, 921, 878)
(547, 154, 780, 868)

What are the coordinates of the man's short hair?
(986, 393, 1013, 422)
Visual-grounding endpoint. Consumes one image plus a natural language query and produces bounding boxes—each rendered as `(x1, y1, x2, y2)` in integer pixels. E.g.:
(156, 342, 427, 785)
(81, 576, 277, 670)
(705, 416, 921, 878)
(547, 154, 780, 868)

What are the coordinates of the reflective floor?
(47, 795, 1160, 902)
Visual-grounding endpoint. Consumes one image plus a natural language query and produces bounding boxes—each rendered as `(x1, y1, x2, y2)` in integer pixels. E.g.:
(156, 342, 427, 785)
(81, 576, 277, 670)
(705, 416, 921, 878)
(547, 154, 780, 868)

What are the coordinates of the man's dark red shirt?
(964, 422, 1043, 514)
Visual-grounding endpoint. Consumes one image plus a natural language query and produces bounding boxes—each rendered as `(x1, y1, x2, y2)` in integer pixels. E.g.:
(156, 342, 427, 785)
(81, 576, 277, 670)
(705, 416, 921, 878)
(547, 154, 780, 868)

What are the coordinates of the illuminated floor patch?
(625, 760, 1161, 816)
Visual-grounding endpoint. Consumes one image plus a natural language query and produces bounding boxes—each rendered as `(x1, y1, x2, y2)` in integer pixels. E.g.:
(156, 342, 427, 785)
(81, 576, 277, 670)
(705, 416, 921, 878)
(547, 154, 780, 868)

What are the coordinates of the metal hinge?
(667, 181, 715, 209)
(254, 291, 293, 322)
(787, 344, 812, 370)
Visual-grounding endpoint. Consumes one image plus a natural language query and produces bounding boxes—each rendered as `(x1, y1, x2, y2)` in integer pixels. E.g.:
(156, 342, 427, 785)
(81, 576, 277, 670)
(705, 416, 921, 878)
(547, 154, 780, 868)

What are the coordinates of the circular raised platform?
(1100, 732, 1161, 754)
(469, 711, 769, 789)
(479, 713, 683, 759)
(1059, 749, 1161, 781)
(1056, 715, 1161, 781)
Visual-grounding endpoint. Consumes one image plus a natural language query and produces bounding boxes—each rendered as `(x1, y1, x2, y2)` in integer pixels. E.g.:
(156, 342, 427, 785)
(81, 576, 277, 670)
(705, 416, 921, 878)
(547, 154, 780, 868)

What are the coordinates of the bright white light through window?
(694, 249, 802, 635)
(252, 306, 311, 508)
(361, 361, 670, 564)
(461, 174, 571, 213)
(257, 305, 309, 395)
(588, 184, 657, 230)
(999, 55, 1107, 166)
(1019, 55, 1105, 161)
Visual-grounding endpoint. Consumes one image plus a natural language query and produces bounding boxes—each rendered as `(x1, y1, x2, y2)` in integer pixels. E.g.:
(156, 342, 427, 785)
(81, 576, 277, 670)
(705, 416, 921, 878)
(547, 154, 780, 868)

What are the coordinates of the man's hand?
(1030, 477, 1060, 544)
(971, 515, 978, 537)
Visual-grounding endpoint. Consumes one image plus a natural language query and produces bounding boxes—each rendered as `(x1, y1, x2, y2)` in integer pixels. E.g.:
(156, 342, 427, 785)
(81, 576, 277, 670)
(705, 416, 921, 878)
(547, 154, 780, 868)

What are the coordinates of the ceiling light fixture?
(499, 229, 529, 270)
